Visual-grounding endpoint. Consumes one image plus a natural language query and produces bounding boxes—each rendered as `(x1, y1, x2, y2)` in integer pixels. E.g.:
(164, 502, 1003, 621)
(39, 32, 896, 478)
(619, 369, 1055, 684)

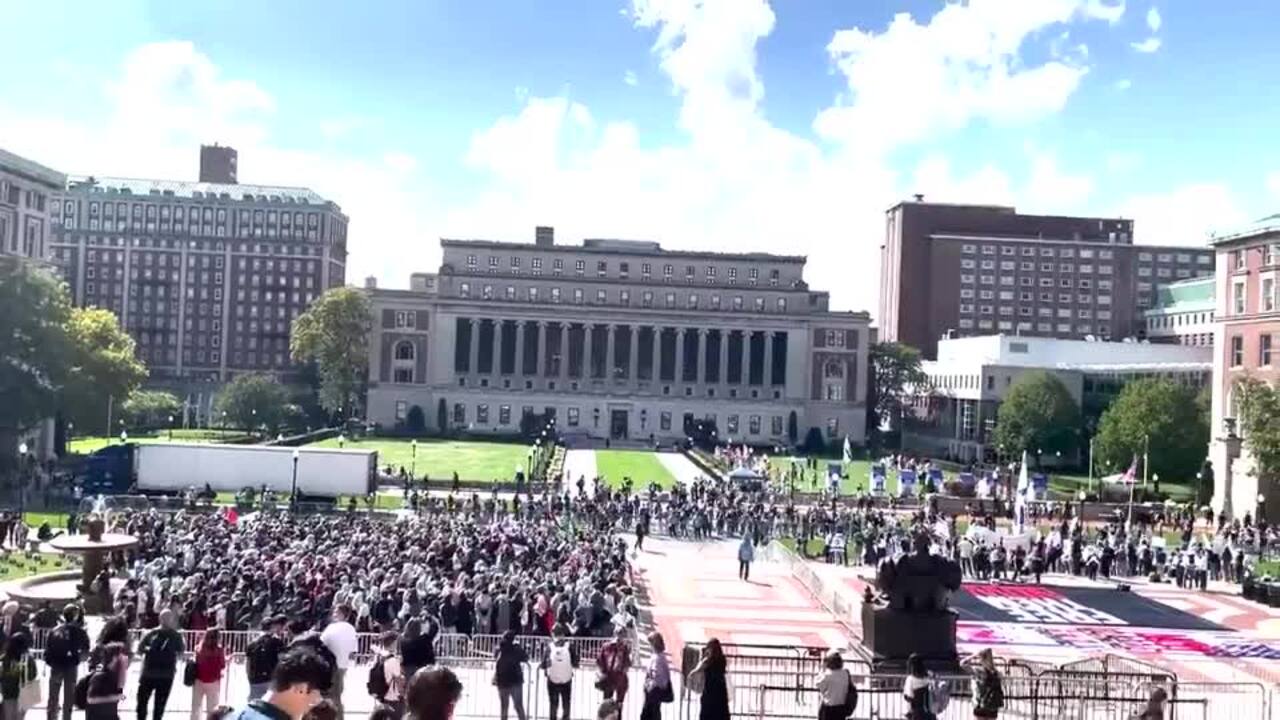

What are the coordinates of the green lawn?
(595, 450, 678, 489)
(307, 437, 531, 482)
(68, 429, 244, 455)
(768, 459, 884, 495)
(22, 512, 69, 530)
(0, 553, 75, 581)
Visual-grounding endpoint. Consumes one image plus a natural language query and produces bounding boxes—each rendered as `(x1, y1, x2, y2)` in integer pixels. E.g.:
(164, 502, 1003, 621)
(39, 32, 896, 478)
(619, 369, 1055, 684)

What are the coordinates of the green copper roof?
(1150, 277, 1215, 313)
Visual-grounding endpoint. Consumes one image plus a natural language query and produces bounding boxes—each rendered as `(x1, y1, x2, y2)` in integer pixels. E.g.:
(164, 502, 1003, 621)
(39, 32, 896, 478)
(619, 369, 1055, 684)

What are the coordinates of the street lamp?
(119, 430, 128, 444)
(411, 439, 418, 479)
(1258, 493, 1267, 524)
(290, 448, 300, 514)
(17, 442, 28, 517)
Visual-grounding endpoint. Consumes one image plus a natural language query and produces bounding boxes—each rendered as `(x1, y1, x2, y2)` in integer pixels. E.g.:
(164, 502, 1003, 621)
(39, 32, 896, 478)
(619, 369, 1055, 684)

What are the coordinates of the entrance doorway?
(610, 409, 629, 440)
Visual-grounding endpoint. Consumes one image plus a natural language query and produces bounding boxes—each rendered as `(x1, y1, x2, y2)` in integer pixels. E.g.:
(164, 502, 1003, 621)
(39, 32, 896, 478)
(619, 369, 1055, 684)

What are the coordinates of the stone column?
(558, 323, 569, 380)
(765, 329, 777, 386)
(719, 329, 730, 387)
(583, 323, 594, 379)
(694, 328, 707, 384)
(468, 318, 480, 376)
(629, 325, 640, 381)
(652, 327, 662, 382)
(740, 330, 752, 385)
(675, 327, 687, 384)
(536, 321, 547, 377)
(606, 324, 617, 380)
(515, 320, 527, 375)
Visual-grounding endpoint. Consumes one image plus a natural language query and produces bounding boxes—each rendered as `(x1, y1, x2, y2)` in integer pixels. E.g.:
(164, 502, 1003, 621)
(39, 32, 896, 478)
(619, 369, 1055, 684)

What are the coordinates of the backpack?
(367, 657, 389, 699)
(546, 643, 574, 685)
(44, 625, 79, 668)
(842, 675, 859, 718)
(929, 676, 951, 714)
(73, 672, 95, 710)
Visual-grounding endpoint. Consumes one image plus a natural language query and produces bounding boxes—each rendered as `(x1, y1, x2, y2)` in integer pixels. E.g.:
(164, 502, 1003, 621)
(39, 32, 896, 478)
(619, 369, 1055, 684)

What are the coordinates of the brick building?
(47, 149, 348, 398)
(0, 148, 66, 260)
(365, 227, 871, 445)
(1209, 213, 1280, 522)
(879, 199, 1214, 358)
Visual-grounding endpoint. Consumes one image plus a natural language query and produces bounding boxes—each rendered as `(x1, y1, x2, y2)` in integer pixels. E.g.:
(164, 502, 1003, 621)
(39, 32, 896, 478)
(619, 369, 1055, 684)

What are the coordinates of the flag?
(1017, 450, 1030, 492)
(842, 436, 853, 465)
(1122, 454, 1138, 485)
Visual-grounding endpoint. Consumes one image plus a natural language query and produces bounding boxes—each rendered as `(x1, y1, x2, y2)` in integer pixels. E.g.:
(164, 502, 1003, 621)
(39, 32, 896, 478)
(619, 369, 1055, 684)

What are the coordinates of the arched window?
(824, 360, 845, 379)
(394, 341, 416, 361)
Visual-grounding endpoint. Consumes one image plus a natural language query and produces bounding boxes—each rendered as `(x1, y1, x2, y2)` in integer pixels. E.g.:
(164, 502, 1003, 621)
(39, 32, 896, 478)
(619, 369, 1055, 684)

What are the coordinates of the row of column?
(454, 318, 788, 387)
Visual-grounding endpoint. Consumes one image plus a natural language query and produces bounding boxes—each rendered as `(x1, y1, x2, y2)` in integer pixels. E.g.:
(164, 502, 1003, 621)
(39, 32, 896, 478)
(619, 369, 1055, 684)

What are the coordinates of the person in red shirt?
(191, 628, 227, 720)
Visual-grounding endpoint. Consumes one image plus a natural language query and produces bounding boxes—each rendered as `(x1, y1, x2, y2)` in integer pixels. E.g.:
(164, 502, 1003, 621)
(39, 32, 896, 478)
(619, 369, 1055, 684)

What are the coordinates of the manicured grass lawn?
(68, 429, 243, 455)
(22, 512, 69, 530)
(1258, 560, 1280, 577)
(768, 459, 886, 495)
(595, 451, 678, 489)
(307, 437, 531, 482)
(0, 553, 75, 581)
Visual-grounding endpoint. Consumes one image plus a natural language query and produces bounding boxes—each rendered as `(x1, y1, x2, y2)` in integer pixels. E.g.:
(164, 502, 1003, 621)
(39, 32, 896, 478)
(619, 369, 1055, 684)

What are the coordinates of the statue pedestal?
(860, 604, 959, 673)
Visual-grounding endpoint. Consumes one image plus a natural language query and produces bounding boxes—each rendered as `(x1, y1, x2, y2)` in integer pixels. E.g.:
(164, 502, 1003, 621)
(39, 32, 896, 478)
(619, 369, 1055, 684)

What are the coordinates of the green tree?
(867, 342, 929, 449)
(992, 371, 1081, 464)
(215, 373, 291, 432)
(1093, 378, 1209, 482)
(0, 259, 73, 441)
(61, 307, 148, 433)
(290, 287, 371, 418)
(122, 390, 183, 430)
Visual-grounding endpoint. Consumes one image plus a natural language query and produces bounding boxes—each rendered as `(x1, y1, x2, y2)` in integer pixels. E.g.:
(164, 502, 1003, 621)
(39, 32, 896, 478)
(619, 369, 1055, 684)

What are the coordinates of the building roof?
(1146, 276, 1215, 315)
(63, 175, 335, 206)
(0, 148, 66, 188)
(1211, 213, 1280, 246)
(931, 334, 1212, 370)
(439, 237, 806, 263)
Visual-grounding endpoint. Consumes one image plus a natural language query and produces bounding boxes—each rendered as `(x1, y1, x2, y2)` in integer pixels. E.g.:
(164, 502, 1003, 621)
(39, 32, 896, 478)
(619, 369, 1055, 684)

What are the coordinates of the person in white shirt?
(320, 604, 358, 717)
(813, 651, 850, 720)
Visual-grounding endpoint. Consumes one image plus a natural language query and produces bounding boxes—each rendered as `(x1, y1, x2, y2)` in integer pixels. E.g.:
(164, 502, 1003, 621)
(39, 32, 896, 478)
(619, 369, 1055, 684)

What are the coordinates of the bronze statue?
(875, 533, 962, 613)
(86, 514, 105, 543)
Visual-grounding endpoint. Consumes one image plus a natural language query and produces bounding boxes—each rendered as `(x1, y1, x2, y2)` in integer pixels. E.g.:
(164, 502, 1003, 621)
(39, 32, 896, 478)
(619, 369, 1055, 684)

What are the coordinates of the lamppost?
(168, 415, 175, 441)
(119, 430, 128, 444)
(290, 448, 300, 514)
(526, 447, 533, 479)
(17, 442, 28, 518)
(1258, 493, 1267, 524)
(411, 439, 418, 479)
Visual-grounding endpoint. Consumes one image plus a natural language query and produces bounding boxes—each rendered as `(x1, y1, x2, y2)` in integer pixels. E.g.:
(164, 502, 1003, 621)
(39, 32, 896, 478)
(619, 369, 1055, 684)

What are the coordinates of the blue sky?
(3, 0, 1279, 317)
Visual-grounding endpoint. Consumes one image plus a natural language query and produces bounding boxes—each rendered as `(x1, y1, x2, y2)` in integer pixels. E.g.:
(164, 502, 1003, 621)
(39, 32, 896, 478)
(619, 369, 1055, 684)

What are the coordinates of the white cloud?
(1146, 6, 1162, 31)
(1117, 184, 1247, 246)
(1085, 0, 1127, 23)
(813, 0, 1115, 157)
(1131, 36, 1161, 53)
(1114, 78, 1132, 90)
(624, 70, 638, 86)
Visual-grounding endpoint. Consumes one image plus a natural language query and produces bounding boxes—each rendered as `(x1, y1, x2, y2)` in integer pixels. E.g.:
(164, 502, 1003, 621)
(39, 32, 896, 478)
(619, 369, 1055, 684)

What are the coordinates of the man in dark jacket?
(136, 609, 185, 720)
(43, 605, 89, 720)
(246, 616, 288, 702)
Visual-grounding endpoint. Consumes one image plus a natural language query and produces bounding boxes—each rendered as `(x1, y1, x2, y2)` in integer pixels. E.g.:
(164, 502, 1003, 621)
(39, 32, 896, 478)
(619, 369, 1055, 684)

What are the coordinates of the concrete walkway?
(563, 448, 599, 492)
(656, 451, 709, 486)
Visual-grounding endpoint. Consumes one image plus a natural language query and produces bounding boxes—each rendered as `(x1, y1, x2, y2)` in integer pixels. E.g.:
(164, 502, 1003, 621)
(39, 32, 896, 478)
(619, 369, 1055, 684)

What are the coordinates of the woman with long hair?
(190, 628, 227, 720)
(690, 638, 729, 720)
(639, 632, 671, 720)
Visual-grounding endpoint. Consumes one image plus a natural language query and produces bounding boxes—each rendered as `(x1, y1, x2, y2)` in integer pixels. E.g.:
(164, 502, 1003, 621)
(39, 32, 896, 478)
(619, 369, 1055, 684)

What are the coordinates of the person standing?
(404, 666, 463, 720)
(689, 639, 728, 720)
(190, 628, 227, 720)
(136, 609, 184, 720)
(319, 605, 358, 717)
(969, 649, 1003, 719)
(737, 536, 755, 581)
(596, 629, 632, 706)
(228, 647, 334, 720)
(398, 618, 437, 681)
(639, 632, 671, 720)
(246, 617, 288, 702)
(0, 635, 37, 720)
(1134, 687, 1167, 719)
(814, 652, 850, 720)
(492, 631, 528, 720)
(43, 605, 88, 720)
(541, 625, 579, 720)
(368, 633, 404, 718)
(902, 654, 935, 720)
(85, 642, 130, 720)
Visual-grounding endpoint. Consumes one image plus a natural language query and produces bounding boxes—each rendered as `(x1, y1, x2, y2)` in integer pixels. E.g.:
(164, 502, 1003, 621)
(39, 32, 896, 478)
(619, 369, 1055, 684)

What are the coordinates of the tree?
(61, 307, 148, 433)
(1236, 377, 1280, 514)
(992, 371, 1081, 463)
(1093, 378, 1209, 482)
(406, 405, 426, 434)
(802, 427, 827, 455)
(868, 342, 929, 449)
(290, 287, 371, 418)
(215, 373, 291, 433)
(787, 411, 798, 444)
(0, 258, 73, 440)
(122, 390, 183, 431)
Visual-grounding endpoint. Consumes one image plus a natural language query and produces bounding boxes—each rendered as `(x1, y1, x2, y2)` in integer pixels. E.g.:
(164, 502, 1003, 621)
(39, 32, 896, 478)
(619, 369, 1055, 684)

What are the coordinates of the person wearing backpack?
(366, 633, 404, 718)
(246, 617, 288, 702)
(969, 649, 1004, 719)
(903, 654, 936, 720)
(44, 605, 89, 720)
(136, 609, 185, 720)
(540, 625, 579, 720)
(492, 630, 528, 720)
(82, 641, 129, 720)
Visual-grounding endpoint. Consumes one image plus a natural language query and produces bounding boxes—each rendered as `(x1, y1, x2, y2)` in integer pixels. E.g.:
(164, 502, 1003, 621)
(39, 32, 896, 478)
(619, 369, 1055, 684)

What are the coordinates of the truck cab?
(78, 443, 135, 495)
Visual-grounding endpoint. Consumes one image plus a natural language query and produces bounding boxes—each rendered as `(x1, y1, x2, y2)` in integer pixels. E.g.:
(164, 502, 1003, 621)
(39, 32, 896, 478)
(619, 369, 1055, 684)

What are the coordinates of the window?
(1040, 248, 1055, 257)
(499, 405, 511, 425)
(574, 288, 584, 304)
(1265, 277, 1276, 312)
(551, 287, 561, 303)
(531, 258, 543, 272)
(619, 262, 629, 278)
(961, 259, 976, 269)
(754, 297, 765, 311)
(575, 259, 585, 275)
(642, 290, 653, 306)
(567, 408, 580, 427)
(776, 298, 787, 312)
(685, 265, 695, 281)
(642, 263, 652, 278)
(687, 293, 699, 308)
(505, 286, 516, 299)
(982, 245, 996, 255)
(1234, 281, 1246, 314)
(476, 404, 489, 424)
(620, 289, 630, 305)
(553, 258, 563, 274)
(393, 368, 414, 383)
(596, 289, 606, 304)
(962, 244, 976, 254)
(660, 411, 671, 431)
(510, 256, 521, 270)
(395, 401, 408, 421)
(979, 290, 994, 299)
(960, 289, 974, 299)
(394, 341, 416, 361)
(488, 256, 499, 270)
(749, 415, 761, 435)
(1231, 335, 1244, 367)
(824, 330, 846, 347)
(732, 296, 743, 310)
(482, 284, 494, 299)
(771, 416, 783, 436)
(663, 264, 673, 280)
(726, 415, 739, 434)
(452, 403, 466, 425)
(459, 282, 471, 298)
(666, 292, 676, 308)
(980, 260, 995, 270)
(528, 287, 539, 302)
(1001, 246, 1015, 256)
(597, 261, 607, 277)
(1234, 250, 1245, 270)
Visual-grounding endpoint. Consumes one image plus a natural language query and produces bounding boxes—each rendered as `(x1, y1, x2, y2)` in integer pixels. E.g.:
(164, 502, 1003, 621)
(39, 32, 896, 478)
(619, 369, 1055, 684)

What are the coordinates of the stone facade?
(366, 228, 870, 445)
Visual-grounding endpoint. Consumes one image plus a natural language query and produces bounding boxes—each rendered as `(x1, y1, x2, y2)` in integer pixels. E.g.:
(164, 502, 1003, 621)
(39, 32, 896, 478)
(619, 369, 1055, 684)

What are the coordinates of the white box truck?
(115, 443, 377, 497)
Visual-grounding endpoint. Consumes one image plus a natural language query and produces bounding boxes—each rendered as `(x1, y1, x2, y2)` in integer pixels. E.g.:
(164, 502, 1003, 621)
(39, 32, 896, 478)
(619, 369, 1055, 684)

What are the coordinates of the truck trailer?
(79, 442, 378, 498)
